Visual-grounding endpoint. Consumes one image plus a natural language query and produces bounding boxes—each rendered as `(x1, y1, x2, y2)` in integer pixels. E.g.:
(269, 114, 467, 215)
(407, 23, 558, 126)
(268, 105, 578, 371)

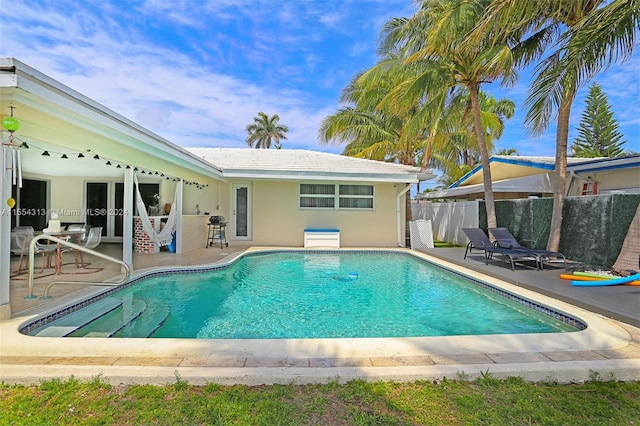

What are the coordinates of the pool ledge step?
(33, 298, 123, 337)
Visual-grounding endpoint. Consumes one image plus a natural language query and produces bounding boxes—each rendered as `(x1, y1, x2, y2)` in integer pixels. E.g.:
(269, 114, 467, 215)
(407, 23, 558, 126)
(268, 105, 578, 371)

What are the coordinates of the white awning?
(421, 173, 554, 199)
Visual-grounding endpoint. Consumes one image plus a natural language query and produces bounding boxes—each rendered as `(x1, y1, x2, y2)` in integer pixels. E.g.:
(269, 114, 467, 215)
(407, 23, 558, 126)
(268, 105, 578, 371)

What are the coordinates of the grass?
(2, 375, 639, 425)
(434, 240, 461, 248)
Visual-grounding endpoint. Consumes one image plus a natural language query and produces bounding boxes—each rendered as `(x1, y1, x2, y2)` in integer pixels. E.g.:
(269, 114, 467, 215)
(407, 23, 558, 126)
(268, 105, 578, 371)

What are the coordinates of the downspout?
(396, 184, 412, 247)
(566, 171, 577, 196)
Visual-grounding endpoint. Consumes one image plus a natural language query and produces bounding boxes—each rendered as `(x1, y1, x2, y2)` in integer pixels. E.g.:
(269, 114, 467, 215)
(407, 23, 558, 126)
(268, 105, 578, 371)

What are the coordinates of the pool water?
(61, 251, 577, 339)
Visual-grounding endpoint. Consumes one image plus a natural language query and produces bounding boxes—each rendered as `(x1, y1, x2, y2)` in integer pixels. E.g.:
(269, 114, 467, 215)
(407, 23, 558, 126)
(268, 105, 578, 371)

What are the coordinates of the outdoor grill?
(207, 216, 228, 248)
(209, 215, 226, 225)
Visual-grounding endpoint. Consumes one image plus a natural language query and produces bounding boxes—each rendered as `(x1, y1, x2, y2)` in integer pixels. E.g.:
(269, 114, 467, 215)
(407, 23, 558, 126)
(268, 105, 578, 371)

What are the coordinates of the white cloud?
(1, 0, 636, 159)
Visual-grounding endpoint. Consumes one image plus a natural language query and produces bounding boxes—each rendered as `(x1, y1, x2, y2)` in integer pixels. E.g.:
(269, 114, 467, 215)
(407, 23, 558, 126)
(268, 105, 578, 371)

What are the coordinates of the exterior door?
(85, 181, 126, 241)
(13, 178, 48, 230)
(86, 181, 159, 241)
(231, 183, 251, 240)
(85, 182, 109, 238)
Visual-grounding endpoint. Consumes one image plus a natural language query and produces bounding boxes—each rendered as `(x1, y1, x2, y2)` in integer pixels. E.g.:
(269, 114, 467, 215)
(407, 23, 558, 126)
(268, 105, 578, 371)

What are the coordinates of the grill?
(209, 215, 226, 225)
(207, 216, 228, 248)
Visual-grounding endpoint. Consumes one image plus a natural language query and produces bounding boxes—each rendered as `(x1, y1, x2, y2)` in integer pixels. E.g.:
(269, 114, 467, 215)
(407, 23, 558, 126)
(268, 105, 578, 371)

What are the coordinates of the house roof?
(422, 173, 554, 199)
(1, 58, 434, 185)
(451, 155, 598, 188)
(187, 148, 435, 183)
(422, 154, 640, 199)
(565, 154, 640, 174)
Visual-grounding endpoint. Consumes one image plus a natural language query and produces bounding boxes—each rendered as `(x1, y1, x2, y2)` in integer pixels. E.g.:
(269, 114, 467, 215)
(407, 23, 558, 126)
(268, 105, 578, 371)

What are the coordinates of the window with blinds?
(299, 184, 374, 210)
(299, 184, 335, 208)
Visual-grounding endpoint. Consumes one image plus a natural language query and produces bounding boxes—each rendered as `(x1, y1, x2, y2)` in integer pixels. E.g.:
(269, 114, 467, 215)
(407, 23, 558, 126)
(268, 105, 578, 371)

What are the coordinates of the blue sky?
(1, 0, 638, 162)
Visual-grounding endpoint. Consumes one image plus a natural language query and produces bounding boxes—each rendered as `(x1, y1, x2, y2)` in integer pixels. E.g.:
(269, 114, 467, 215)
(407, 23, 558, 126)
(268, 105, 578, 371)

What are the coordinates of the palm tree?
(421, 92, 514, 186)
(378, 0, 517, 228)
(495, 148, 520, 156)
(318, 61, 430, 223)
(318, 61, 427, 167)
(472, 0, 639, 250)
(245, 112, 289, 149)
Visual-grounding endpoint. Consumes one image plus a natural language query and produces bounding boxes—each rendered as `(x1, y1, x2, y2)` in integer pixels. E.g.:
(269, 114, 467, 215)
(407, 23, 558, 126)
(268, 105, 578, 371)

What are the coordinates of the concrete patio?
(1, 244, 639, 385)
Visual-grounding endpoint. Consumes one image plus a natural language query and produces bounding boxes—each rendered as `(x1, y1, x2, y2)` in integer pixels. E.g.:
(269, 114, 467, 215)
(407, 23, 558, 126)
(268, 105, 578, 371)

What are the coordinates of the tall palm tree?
(318, 60, 428, 166)
(245, 112, 289, 149)
(378, 0, 517, 228)
(472, 0, 638, 250)
(455, 92, 516, 168)
(318, 60, 433, 223)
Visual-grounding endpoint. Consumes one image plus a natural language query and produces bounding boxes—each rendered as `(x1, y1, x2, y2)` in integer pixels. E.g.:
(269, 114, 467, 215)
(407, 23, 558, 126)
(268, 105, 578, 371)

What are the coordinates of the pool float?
(560, 274, 640, 285)
(574, 271, 622, 279)
(569, 272, 640, 287)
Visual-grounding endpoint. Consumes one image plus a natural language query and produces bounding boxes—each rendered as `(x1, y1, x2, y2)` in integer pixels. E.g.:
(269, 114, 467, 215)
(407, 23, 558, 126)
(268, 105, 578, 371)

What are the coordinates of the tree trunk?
(406, 192, 413, 222)
(612, 201, 640, 275)
(547, 95, 573, 252)
(469, 83, 497, 228)
(421, 128, 436, 170)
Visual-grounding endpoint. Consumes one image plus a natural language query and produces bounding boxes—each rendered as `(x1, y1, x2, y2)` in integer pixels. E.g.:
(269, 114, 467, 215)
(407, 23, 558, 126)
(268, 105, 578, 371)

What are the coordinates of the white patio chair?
(61, 224, 90, 268)
(10, 226, 58, 276)
(74, 226, 103, 268)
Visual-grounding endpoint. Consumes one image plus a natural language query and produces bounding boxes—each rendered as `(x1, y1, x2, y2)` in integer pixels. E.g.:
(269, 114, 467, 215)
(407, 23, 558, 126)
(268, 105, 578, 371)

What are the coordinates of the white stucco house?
(0, 58, 434, 319)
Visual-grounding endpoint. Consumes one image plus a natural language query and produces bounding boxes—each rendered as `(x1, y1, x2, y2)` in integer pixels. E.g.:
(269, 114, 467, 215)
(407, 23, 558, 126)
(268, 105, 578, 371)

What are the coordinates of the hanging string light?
(9, 133, 208, 189)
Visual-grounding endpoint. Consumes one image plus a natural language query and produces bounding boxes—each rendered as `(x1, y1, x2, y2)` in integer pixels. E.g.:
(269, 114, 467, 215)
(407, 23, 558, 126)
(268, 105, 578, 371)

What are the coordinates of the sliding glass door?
(13, 178, 48, 230)
(86, 180, 157, 241)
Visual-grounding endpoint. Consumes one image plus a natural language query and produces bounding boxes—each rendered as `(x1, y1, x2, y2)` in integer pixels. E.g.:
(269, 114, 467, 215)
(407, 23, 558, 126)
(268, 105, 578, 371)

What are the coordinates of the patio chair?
(61, 224, 90, 268)
(488, 227, 567, 270)
(462, 228, 540, 271)
(74, 226, 102, 268)
(10, 226, 58, 276)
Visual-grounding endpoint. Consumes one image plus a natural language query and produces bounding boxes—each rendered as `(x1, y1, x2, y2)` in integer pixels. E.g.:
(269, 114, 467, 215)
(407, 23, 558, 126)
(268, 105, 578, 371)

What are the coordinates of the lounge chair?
(488, 227, 567, 270)
(462, 228, 540, 271)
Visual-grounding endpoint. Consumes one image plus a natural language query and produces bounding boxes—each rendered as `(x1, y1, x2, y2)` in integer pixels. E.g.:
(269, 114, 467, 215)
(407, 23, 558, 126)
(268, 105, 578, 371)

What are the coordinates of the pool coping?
(1, 247, 639, 385)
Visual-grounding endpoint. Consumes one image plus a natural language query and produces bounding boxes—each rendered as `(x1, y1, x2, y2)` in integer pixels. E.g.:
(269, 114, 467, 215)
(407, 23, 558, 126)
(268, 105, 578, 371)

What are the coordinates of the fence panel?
(412, 201, 479, 245)
(414, 194, 639, 267)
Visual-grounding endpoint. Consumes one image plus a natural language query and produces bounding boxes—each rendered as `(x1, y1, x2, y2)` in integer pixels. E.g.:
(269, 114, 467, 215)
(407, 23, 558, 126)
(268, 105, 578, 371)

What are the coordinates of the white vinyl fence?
(411, 200, 479, 246)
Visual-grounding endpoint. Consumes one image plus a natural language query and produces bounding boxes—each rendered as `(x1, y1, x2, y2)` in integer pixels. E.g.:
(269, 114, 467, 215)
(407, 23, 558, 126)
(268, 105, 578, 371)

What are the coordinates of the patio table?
(37, 230, 86, 274)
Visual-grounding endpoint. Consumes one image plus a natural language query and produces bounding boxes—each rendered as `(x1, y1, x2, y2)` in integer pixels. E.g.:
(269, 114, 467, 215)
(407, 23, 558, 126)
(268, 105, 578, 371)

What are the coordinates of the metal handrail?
(26, 234, 130, 300)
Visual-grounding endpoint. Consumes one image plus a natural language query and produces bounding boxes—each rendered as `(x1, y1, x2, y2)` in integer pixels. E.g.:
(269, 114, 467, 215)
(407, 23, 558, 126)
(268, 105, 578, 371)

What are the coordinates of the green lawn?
(2, 374, 639, 425)
(434, 240, 462, 248)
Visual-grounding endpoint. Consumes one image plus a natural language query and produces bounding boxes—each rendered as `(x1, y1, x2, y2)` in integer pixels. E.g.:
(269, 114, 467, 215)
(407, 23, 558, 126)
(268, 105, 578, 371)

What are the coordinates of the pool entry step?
(30, 297, 170, 338)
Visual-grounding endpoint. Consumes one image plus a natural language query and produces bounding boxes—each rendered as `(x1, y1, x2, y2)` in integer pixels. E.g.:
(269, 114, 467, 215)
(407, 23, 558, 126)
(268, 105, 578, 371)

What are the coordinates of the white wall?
(250, 181, 403, 247)
(412, 201, 479, 245)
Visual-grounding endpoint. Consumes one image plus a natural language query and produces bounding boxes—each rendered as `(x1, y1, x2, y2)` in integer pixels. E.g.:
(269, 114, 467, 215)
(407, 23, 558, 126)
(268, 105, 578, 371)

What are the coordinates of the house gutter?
(397, 184, 412, 247)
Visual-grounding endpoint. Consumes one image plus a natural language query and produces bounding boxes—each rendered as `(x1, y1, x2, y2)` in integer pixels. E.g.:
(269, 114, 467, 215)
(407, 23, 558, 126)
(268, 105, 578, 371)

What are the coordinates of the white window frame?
(299, 183, 374, 210)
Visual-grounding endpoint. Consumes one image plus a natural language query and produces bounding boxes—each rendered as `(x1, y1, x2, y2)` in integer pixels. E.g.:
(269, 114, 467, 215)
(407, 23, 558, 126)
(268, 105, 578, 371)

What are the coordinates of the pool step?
(69, 298, 147, 337)
(33, 297, 123, 337)
(114, 299, 170, 338)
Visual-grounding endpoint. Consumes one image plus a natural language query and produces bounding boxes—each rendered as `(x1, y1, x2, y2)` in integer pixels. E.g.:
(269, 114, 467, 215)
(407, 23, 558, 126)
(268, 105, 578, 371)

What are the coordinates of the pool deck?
(1, 245, 639, 385)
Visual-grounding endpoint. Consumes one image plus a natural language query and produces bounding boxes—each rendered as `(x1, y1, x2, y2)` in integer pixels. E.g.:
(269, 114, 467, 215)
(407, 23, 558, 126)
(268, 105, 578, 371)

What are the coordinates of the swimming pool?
(23, 250, 583, 339)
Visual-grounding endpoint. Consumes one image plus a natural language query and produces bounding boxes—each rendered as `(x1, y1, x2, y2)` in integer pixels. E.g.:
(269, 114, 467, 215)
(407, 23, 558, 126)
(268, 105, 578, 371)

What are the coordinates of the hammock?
(134, 174, 177, 246)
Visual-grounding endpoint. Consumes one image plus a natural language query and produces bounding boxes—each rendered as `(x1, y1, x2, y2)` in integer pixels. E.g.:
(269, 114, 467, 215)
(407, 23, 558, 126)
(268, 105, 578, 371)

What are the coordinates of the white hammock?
(134, 174, 177, 246)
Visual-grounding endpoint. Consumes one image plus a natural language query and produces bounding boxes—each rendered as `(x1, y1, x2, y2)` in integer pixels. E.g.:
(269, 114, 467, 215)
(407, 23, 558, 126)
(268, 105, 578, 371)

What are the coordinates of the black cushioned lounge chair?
(462, 228, 540, 271)
(488, 227, 567, 270)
